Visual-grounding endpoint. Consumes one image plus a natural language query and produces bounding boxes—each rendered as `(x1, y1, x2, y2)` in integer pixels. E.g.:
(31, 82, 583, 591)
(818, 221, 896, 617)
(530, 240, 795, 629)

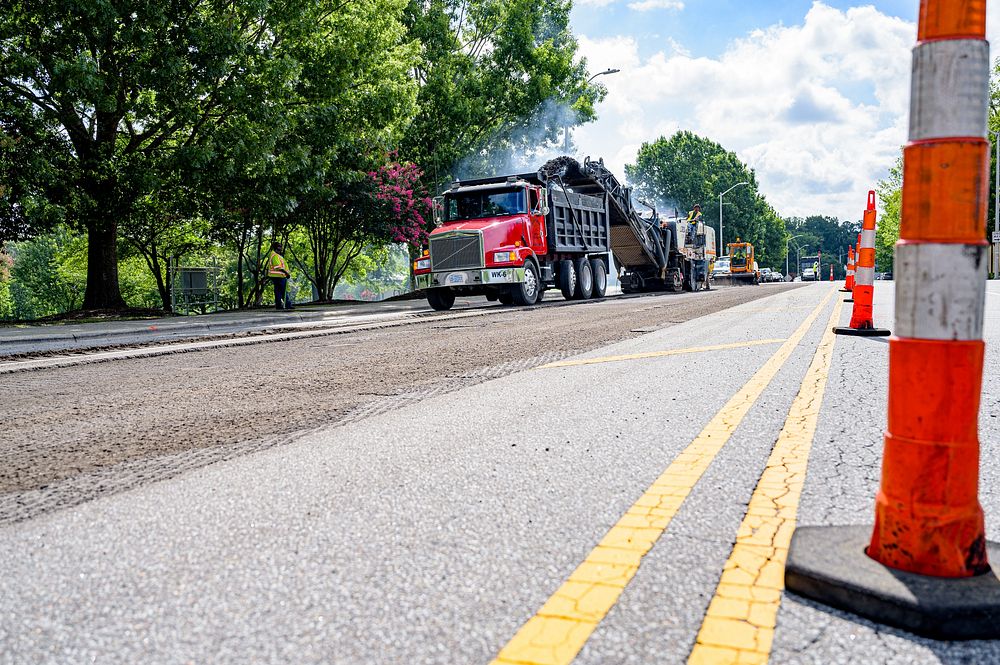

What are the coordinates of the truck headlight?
(493, 251, 515, 263)
(414, 258, 431, 271)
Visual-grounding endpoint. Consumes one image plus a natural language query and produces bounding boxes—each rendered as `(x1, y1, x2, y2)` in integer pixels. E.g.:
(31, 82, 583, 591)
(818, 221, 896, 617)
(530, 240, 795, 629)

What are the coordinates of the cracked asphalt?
(2, 281, 999, 664)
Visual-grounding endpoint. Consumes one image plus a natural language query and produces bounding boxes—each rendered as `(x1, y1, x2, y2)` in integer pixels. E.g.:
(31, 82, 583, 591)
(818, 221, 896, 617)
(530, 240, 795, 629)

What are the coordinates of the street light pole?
(994, 130, 999, 278)
(719, 182, 750, 253)
(565, 68, 620, 153)
(785, 234, 805, 280)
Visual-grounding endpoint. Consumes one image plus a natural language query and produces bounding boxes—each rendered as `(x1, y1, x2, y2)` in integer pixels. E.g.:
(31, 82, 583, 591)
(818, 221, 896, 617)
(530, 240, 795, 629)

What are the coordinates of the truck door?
(528, 187, 547, 254)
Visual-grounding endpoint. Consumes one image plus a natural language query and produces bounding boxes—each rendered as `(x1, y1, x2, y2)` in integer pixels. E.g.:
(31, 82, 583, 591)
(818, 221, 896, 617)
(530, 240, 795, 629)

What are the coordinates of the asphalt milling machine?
(414, 156, 718, 310)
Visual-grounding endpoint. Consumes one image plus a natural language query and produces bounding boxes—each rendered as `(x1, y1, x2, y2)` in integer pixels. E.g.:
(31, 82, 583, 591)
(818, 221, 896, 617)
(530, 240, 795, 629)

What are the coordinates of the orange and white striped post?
(834, 192, 890, 336)
(842, 246, 855, 292)
(785, 0, 1000, 640)
(829, 264, 833, 281)
(869, 0, 991, 578)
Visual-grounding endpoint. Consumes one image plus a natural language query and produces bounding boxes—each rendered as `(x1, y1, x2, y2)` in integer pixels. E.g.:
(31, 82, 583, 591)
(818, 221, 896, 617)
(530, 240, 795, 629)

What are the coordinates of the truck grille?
(430, 232, 483, 271)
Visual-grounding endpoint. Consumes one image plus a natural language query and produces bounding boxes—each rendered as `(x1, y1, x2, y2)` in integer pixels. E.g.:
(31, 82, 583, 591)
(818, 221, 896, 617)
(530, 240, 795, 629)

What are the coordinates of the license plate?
(486, 269, 511, 282)
(445, 272, 467, 285)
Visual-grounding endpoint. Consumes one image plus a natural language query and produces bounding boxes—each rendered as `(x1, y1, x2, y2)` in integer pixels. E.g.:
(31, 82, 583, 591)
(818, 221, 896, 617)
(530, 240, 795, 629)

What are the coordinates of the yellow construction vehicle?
(726, 239, 760, 285)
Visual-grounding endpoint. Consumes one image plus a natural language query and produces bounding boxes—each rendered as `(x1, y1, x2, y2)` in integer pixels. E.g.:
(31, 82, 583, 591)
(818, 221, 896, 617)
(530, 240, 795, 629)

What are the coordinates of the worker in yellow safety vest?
(266, 242, 294, 310)
(684, 204, 702, 244)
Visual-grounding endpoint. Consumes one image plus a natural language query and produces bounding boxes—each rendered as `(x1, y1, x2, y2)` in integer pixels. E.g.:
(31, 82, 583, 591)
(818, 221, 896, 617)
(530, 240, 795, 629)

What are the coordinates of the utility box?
(170, 266, 221, 314)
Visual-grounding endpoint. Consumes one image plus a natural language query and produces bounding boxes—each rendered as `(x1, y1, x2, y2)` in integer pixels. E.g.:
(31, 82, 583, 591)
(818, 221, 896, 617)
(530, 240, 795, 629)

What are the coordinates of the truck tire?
(427, 288, 455, 311)
(512, 261, 540, 306)
(558, 259, 576, 300)
(590, 258, 607, 298)
(573, 257, 593, 299)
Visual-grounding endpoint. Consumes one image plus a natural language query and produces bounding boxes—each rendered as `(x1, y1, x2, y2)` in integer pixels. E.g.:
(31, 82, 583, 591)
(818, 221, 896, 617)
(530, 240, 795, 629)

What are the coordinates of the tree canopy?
(625, 131, 788, 268)
(1, 0, 599, 312)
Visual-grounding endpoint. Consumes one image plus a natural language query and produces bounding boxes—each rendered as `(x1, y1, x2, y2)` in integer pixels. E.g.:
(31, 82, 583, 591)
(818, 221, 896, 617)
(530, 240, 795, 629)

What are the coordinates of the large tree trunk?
(82, 216, 127, 310)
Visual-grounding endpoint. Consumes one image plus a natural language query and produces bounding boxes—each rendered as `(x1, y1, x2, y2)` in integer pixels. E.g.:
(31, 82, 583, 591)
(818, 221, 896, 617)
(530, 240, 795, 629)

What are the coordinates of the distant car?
(760, 268, 772, 281)
(801, 267, 816, 281)
(768, 270, 783, 282)
(712, 258, 731, 278)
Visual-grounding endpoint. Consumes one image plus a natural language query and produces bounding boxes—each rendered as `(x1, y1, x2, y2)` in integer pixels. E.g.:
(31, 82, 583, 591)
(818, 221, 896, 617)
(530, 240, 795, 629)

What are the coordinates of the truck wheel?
(558, 259, 576, 300)
(512, 262, 540, 306)
(590, 258, 607, 298)
(427, 288, 455, 311)
(573, 257, 593, 299)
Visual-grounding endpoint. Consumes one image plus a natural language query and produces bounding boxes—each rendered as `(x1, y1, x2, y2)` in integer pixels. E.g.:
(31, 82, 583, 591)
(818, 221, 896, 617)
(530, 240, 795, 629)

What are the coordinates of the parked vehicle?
(760, 268, 772, 281)
(414, 156, 716, 310)
(769, 270, 784, 282)
(712, 257, 731, 278)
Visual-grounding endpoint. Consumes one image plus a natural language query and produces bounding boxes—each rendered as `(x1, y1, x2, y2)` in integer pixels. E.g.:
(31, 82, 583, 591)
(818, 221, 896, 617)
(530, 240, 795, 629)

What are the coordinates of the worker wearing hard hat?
(686, 204, 703, 224)
(685, 204, 702, 244)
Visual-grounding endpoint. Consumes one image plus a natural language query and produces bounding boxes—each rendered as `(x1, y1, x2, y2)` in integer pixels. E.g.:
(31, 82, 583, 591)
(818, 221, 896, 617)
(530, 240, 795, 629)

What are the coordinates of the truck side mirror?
(432, 196, 445, 227)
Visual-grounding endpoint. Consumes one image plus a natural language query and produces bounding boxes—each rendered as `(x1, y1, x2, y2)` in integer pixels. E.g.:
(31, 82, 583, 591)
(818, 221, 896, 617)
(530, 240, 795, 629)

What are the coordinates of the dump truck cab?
(414, 164, 614, 310)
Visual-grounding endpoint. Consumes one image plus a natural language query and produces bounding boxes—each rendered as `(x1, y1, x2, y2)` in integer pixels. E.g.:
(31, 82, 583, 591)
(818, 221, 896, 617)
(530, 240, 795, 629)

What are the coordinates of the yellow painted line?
(491, 287, 837, 665)
(687, 296, 844, 665)
(539, 339, 786, 369)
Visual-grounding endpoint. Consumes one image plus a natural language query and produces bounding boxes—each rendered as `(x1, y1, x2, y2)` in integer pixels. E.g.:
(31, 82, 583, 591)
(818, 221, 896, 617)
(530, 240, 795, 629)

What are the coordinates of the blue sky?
(567, 1, 996, 221)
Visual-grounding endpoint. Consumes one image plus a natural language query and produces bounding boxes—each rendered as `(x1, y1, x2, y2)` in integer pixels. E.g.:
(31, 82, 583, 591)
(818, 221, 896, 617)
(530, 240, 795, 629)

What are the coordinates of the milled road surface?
(0, 284, 800, 524)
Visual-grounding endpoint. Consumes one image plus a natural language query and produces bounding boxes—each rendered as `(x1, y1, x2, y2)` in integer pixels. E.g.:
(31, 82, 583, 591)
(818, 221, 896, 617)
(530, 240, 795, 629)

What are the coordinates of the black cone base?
(785, 525, 1000, 640)
(833, 325, 889, 336)
(839, 288, 851, 292)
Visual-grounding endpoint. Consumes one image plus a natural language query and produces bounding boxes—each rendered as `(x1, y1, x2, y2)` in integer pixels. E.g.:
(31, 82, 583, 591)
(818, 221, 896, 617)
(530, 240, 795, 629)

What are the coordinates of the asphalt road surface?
(3, 281, 1000, 664)
(1, 284, 800, 523)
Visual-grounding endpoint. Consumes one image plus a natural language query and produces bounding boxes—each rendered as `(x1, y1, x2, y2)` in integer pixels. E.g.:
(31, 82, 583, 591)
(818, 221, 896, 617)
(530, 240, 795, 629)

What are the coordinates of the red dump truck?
(413, 156, 715, 310)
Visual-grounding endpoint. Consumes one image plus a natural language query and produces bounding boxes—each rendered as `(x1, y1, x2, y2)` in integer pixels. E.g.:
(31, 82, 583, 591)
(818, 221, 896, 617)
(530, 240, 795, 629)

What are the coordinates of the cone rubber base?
(833, 326, 889, 336)
(785, 525, 1000, 640)
(839, 288, 851, 292)
(844, 299, 854, 303)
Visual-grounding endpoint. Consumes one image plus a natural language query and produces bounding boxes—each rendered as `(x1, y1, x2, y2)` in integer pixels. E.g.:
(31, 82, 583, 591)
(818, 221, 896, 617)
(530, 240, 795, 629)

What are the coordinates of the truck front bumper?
(416, 267, 526, 290)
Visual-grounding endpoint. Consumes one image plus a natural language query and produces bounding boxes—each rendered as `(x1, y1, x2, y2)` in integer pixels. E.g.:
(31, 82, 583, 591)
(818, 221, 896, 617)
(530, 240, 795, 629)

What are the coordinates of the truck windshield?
(445, 188, 526, 221)
(730, 247, 747, 267)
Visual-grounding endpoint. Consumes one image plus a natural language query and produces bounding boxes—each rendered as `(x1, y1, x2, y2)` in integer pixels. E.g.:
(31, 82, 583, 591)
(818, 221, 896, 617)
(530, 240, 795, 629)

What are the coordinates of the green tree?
(400, 0, 597, 187)
(194, 0, 418, 308)
(625, 130, 788, 267)
(0, 0, 363, 309)
(8, 226, 87, 318)
(875, 156, 902, 275)
(783, 215, 861, 278)
(0, 251, 14, 319)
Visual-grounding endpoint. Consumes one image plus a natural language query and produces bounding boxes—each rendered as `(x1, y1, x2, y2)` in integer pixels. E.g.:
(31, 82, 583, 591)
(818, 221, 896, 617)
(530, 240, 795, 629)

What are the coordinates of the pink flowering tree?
(369, 161, 432, 248)
(291, 157, 432, 302)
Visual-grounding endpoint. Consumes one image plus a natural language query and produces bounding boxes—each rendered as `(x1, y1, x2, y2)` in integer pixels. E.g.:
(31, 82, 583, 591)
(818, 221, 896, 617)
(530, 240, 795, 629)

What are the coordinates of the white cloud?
(575, 0, 617, 7)
(573, 2, 917, 222)
(627, 0, 684, 11)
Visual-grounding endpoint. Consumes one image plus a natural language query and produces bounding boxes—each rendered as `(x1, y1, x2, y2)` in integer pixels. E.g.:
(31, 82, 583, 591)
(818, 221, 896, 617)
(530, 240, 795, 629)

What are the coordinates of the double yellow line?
(492, 287, 839, 665)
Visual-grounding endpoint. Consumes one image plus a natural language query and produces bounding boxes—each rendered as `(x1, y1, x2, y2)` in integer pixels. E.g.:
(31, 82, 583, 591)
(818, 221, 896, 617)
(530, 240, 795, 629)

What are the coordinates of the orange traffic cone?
(833, 192, 889, 336)
(841, 246, 855, 293)
(829, 264, 834, 281)
(786, 0, 1000, 640)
